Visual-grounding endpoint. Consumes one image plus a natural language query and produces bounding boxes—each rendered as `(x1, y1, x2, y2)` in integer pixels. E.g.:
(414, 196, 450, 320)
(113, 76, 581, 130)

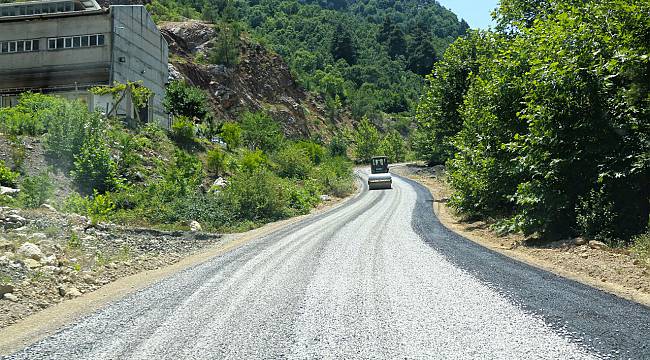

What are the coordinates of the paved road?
(5, 171, 650, 359)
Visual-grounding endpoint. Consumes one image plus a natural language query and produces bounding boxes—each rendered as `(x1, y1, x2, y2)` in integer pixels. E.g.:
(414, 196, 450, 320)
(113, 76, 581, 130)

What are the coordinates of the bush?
(274, 145, 312, 179)
(206, 148, 226, 176)
(221, 168, 289, 222)
(240, 112, 284, 153)
(312, 156, 355, 197)
(239, 149, 268, 173)
(0, 161, 19, 187)
(296, 141, 325, 165)
(163, 80, 210, 120)
(328, 134, 348, 157)
(18, 171, 53, 208)
(0, 93, 61, 136)
(46, 102, 105, 163)
(220, 122, 242, 150)
(71, 136, 119, 195)
(170, 116, 195, 145)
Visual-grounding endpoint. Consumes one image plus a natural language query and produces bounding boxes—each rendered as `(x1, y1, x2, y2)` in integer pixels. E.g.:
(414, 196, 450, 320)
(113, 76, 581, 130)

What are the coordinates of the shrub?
(220, 122, 242, 150)
(163, 80, 210, 120)
(206, 148, 226, 176)
(274, 145, 312, 179)
(0, 93, 61, 136)
(221, 168, 289, 222)
(576, 189, 617, 242)
(239, 149, 268, 173)
(162, 150, 204, 197)
(170, 116, 195, 145)
(71, 136, 119, 195)
(240, 112, 284, 153)
(46, 103, 104, 163)
(328, 134, 348, 157)
(87, 191, 116, 225)
(18, 171, 53, 208)
(0, 161, 19, 187)
(296, 141, 325, 165)
(312, 156, 355, 197)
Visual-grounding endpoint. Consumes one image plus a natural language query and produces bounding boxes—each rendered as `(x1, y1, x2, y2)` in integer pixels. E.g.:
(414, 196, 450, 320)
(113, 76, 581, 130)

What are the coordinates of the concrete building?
(0, 0, 170, 127)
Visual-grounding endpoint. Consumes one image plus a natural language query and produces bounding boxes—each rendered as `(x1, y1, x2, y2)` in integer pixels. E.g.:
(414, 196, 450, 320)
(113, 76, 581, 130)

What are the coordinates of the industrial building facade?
(0, 0, 170, 126)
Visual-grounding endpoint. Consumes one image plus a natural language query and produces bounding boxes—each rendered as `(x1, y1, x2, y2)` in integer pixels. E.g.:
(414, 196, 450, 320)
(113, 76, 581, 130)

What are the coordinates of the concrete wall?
(0, 13, 111, 90)
(110, 6, 169, 127)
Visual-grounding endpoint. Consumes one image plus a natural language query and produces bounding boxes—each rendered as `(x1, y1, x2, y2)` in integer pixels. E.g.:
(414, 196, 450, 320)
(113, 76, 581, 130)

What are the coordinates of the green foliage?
(170, 116, 196, 145)
(328, 133, 348, 157)
(415, 31, 491, 165)
(379, 130, 406, 163)
(240, 112, 284, 152)
(275, 144, 312, 179)
(353, 117, 381, 163)
(210, 22, 241, 67)
(420, 0, 650, 242)
(18, 171, 53, 208)
(220, 122, 242, 150)
(296, 141, 325, 165)
(221, 168, 289, 222)
(239, 149, 268, 173)
(46, 102, 105, 163)
(312, 155, 355, 197)
(87, 191, 116, 225)
(206, 148, 226, 175)
(163, 80, 211, 120)
(331, 23, 357, 65)
(163, 150, 204, 197)
(0, 93, 61, 136)
(0, 161, 19, 187)
(71, 136, 120, 195)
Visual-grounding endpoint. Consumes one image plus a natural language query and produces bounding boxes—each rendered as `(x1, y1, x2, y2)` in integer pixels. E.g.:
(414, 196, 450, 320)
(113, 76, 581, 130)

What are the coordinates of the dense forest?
(415, 0, 649, 245)
(147, 0, 469, 122)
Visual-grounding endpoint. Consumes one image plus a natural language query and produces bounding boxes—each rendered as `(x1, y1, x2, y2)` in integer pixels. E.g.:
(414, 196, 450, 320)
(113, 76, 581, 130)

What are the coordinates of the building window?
(48, 38, 56, 49)
(64, 37, 72, 48)
(8, 41, 16, 52)
(56, 38, 64, 49)
(90, 35, 97, 46)
(97, 34, 104, 46)
(73, 36, 81, 48)
(81, 35, 89, 47)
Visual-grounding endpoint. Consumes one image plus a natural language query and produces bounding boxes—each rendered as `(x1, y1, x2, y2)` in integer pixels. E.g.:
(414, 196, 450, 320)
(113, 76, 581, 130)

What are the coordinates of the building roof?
(0, 0, 102, 20)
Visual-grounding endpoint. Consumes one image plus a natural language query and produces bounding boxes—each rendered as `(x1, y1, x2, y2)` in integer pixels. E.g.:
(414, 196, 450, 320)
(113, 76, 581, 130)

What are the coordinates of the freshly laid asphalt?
(5, 171, 649, 359)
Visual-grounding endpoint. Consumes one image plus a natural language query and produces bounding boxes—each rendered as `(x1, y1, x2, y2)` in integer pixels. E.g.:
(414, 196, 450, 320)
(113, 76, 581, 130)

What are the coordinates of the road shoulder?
(391, 164, 650, 308)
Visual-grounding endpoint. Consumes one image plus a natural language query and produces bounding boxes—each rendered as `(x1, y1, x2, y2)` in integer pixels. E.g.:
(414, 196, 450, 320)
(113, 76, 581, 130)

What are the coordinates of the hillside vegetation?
(0, 90, 356, 232)
(147, 0, 468, 123)
(415, 0, 649, 252)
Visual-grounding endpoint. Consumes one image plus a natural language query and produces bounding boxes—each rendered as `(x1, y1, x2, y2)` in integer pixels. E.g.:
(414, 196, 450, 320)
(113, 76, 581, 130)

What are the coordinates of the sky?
(437, 0, 500, 29)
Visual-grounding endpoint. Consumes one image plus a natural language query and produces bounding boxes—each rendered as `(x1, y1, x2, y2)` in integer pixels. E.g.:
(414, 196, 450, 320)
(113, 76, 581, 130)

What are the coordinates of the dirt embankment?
(392, 163, 650, 306)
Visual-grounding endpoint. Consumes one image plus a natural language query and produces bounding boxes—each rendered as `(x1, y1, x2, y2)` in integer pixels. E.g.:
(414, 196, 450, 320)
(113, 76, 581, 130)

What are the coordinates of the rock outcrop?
(160, 21, 353, 139)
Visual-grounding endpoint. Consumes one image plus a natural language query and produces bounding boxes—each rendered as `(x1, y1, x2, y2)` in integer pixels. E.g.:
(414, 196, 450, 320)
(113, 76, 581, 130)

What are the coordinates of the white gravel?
(5, 173, 604, 359)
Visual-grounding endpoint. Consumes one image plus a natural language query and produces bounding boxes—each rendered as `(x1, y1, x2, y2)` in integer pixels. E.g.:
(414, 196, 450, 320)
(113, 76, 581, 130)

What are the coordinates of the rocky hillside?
(162, 21, 354, 139)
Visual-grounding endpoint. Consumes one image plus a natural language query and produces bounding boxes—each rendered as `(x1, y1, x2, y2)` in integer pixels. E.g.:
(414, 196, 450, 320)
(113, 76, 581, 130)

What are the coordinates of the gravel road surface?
(5, 171, 649, 359)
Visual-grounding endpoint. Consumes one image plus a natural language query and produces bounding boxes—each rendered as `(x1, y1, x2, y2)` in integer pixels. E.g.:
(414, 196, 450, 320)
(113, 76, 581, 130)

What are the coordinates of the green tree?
(210, 22, 240, 67)
(163, 80, 210, 120)
(353, 117, 381, 163)
(240, 112, 284, 153)
(330, 23, 357, 65)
